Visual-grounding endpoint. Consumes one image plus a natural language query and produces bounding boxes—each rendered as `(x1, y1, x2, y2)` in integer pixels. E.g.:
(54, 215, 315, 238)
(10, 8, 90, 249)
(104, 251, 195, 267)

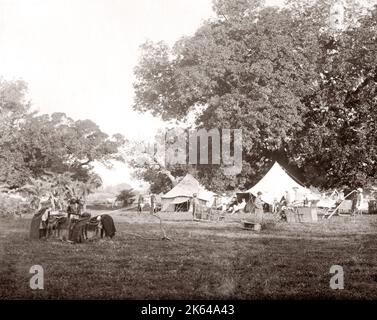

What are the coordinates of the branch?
(344, 68, 377, 106)
(152, 152, 177, 186)
(0, 184, 9, 190)
(79, 159, 92, 166)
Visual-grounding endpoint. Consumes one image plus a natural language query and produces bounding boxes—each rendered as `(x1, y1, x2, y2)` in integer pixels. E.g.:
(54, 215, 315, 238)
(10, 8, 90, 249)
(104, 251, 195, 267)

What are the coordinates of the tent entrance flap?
(171, 197, 191, 212)
(175, 201, 190, 212)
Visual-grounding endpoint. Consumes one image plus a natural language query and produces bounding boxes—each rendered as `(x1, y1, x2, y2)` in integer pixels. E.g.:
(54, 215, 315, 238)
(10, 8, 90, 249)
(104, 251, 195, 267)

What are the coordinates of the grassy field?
(1, 210, 377, 299)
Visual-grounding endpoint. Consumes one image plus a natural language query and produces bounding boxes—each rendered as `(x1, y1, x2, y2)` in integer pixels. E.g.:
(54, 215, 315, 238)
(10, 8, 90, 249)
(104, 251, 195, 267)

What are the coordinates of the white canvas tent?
(316, 198, 337, 208)
(246, 162, 319, 205)
(161, 174, 216, 212)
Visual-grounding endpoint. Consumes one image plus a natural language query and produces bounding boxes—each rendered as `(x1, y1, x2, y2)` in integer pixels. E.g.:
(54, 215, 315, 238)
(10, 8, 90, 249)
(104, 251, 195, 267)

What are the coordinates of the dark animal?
(46, 199, 90, 242)
(70, 216, 91, 243)
(29, 207, 49, 240)
(98, 214, 116, 238)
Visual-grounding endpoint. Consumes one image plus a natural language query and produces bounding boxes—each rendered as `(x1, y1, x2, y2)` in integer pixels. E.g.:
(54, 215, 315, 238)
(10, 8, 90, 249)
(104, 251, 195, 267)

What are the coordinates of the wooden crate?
(368, 200, 377, 214)
(296, 207, 318, 222)
(242, 221, 261, 231)
(338, 200, 353, 213)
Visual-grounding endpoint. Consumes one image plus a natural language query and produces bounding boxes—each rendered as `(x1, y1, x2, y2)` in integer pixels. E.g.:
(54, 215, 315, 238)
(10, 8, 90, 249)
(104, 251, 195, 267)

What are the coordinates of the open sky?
(0, 0, 282, 187)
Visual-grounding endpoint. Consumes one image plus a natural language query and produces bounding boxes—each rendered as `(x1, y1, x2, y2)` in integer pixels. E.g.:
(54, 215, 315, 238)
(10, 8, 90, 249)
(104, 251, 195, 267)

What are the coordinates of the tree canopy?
(132, 0, 377, 191)
(0, 78, 125, 190)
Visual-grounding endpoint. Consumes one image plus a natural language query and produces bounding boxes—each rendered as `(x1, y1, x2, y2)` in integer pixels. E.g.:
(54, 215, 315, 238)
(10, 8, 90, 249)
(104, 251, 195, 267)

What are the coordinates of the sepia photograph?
(1, 0, 377, 310)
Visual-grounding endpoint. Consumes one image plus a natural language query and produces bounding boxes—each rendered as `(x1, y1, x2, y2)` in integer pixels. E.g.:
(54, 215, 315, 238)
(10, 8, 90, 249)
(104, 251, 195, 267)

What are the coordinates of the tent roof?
(162, 174, 215, 202)
(247, 162, 316, 205)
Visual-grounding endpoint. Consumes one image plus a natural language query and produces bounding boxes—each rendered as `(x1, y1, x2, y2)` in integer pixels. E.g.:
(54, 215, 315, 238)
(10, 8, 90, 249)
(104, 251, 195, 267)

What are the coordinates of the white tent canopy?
(247, 162, 319, 205)
(161, 174, 216, 211)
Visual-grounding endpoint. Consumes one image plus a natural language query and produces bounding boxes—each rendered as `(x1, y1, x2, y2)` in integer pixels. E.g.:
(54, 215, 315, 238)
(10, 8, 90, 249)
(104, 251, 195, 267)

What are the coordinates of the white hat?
(357, 188, 363, 192)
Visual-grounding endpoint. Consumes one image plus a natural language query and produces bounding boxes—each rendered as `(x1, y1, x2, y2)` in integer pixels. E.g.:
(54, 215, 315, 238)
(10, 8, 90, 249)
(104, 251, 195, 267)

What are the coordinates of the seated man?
(277, 203, 288, 222)
(215, 194, 226, 211)
(231, 198, 247, 214)
(227, 196, 238, 212)
(254, 192, 264, 221)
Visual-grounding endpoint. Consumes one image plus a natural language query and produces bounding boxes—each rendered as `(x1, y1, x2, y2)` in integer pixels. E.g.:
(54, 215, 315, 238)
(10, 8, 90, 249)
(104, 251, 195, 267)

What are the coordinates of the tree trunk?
(152, 154, 178, 187)
(82, 190, 88, 212)
(160, 168, 178, 187)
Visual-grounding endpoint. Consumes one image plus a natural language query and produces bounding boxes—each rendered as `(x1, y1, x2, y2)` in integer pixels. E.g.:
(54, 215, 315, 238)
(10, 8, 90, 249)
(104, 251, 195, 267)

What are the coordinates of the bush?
(0, 193, 30, 218)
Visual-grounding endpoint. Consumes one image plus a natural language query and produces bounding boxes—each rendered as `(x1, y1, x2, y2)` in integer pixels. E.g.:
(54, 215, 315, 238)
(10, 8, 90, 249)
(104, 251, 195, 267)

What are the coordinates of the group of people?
(30, 198, 116, 242)
(217, 192, 264, 216)
(189, 191, 265, 221)
(142, 185, 366, 222)
(277, 187, 366, 220)
(211, 188, 306, 222)
(191, 193, 219, 220)
(331, 187, 364, 215)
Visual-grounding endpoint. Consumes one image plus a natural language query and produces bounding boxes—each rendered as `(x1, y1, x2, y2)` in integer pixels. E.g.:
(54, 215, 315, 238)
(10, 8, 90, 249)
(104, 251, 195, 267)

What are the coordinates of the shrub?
(0, 193, 30, 218)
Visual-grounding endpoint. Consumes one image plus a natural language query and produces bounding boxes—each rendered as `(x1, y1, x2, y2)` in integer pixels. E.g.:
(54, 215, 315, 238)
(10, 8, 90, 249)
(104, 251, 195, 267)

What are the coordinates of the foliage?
(0, 193, 29, 218)
(290, 4, 377, 188)
(0, 78, 125, 189)
(116, 189, 136, 207)
(19, 173, 101, 211)
(133, 0, 377, 190)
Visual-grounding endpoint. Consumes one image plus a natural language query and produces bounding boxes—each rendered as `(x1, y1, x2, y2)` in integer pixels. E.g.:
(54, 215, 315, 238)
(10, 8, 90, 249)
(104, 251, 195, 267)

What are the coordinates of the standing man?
(150, 193, 156, 214)
(272, 198, 279, 213)
(39, 207, 50, 239)
(284, 190, 292, 206)
(137, 194, 144, 213)
(254, 192, 264, 222)
(67, 198, 79, 240)
(220, 193, 228, 212)
(192, 193, 200, 220)
(356, 188, 364, 215)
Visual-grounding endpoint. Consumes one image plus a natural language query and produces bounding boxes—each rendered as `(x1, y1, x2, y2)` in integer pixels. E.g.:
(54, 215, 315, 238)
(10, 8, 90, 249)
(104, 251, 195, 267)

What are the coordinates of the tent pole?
(327, 190, 356, 219)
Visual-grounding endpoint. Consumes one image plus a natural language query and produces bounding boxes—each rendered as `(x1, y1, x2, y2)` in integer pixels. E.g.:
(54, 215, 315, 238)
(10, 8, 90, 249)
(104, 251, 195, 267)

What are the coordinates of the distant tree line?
(0, 77, 125, 209)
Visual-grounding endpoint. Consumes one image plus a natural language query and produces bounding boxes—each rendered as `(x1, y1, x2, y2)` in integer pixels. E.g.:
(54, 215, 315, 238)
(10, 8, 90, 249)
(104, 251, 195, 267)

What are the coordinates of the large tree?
(133, 0, 377, 190)
(0, 78, 31, 187)
(290, 4, 377, 188)
(0, 78, 125, 189)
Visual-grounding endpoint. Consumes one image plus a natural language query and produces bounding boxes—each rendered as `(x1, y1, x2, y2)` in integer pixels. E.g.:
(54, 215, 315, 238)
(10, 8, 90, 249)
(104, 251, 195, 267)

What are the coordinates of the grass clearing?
(1, 211, 377, 299)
